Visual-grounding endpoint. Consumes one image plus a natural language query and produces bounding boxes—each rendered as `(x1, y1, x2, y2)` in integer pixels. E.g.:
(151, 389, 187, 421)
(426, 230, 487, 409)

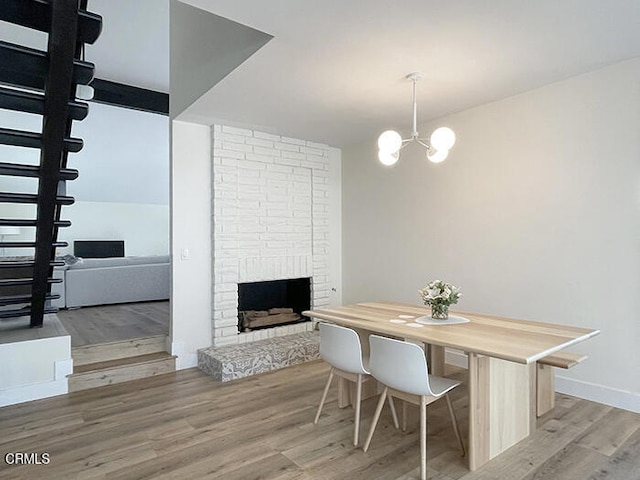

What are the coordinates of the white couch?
(54, 255, 170, 308)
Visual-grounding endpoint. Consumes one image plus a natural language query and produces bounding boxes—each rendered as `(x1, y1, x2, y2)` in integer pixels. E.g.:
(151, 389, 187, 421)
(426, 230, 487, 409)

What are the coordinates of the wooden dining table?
(303, 301, 600, 471)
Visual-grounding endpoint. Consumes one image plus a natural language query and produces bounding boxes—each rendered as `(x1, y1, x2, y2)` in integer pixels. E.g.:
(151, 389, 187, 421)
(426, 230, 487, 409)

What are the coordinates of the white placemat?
(414, 315, 470, 325)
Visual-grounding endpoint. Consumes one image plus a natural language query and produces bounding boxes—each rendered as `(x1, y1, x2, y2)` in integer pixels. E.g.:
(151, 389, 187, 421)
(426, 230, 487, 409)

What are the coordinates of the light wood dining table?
(303, 301, 600, 471)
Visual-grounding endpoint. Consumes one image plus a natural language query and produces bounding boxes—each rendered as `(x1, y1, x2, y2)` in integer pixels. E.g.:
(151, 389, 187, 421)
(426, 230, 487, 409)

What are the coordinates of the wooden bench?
(536, 350, 588, 417)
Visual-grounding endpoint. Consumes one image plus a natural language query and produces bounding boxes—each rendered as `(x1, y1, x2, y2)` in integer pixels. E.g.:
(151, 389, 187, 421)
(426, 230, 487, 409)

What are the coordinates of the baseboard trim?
(176, 352, 197, 370)
(444, 348, 638, 414)
(555, 375, 640, 414)
(0, 378, 68, 408)
(445, 349, 468, 369)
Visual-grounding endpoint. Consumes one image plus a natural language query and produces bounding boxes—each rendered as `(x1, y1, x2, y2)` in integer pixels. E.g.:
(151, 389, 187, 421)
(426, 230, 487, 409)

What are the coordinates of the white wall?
(0, 334, 72, 407)
(170, 120, 212, 369)
(1, 202, 169, 257)
(342, 59, 640, 412)
(0, 102, 170, 257)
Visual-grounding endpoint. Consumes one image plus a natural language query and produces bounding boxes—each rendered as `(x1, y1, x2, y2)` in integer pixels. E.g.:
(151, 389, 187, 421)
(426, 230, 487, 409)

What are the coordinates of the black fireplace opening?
(237, 277, 311, 332)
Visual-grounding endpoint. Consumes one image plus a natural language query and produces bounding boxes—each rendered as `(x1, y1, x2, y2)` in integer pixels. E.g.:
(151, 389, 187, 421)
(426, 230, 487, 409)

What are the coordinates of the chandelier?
(377, 72, 456, 166)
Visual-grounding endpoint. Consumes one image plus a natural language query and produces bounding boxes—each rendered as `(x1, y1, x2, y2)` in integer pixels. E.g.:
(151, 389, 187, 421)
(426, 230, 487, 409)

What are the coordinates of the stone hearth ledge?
(197, 331, 320, 382)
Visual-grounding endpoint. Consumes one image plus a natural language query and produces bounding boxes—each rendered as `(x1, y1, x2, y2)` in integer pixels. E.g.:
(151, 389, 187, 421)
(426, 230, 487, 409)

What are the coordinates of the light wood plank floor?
(57, 301, 169, 347)
(0, 361, 638, 480)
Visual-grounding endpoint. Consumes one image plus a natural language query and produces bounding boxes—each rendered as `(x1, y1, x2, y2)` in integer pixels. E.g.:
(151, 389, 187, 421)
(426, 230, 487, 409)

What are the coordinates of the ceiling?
(5, 1, 638, 148)
(177, 0, 640, 147)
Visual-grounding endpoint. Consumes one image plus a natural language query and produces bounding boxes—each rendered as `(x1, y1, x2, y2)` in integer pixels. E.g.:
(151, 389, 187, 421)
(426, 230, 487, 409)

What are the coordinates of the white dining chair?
(314, 322, 398, 446)
(363, 335, 465, 480)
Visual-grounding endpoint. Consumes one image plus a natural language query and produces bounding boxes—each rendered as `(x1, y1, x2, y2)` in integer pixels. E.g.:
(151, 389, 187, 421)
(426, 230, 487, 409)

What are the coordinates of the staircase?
(68, 334, 176, 392)
(0, 0, 102, 327)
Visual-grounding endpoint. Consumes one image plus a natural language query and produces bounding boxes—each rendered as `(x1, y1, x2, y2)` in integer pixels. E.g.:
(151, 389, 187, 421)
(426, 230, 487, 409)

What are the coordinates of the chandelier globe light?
(377, 72, 455, 166)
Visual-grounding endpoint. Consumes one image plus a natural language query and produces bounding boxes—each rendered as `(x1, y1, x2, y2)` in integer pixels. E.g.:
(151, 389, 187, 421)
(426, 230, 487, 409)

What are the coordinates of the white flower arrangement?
(419, 280, 461, 307)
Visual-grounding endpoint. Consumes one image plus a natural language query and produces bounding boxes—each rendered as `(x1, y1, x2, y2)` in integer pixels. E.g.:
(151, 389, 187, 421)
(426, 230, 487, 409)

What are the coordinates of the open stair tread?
(0, 87, 88, 120)
(0, 162, 79, 180)
(0, 219, 71, 228)
(0, 127, 83, 152)
(0, 40, 94, 91)
(0, 1, 102, 45)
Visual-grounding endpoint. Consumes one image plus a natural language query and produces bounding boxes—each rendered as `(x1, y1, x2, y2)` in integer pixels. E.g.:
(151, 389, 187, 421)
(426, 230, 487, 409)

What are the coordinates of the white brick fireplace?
(210, 125, 333, 346)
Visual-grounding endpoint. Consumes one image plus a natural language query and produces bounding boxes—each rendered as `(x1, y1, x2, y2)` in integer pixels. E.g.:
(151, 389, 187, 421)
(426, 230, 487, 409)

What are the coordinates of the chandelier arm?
(415, 138, 432, 150)
(399, 141, 411, 151)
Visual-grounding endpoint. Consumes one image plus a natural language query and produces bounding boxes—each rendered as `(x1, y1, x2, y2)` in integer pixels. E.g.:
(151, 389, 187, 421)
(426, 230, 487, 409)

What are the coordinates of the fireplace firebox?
(237, 277, 311, 332)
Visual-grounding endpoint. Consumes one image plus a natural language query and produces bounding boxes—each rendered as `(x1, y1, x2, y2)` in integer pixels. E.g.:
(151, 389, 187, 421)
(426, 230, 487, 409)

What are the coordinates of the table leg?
(429, 345, 445, 376)
(468, 353, 536, 471)
(337, 377, 351, 408)
(536, 363, 555, 417)
(337, 376, 382, 409)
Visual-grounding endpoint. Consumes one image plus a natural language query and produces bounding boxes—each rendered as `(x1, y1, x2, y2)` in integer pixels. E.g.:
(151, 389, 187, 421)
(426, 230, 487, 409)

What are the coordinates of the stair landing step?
(68, 352, 176, 393)
(74, 351, 173, 374)
(72, 334, 167, 366)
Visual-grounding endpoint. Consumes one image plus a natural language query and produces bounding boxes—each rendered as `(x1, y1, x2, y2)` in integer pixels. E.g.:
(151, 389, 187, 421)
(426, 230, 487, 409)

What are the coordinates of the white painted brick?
(245, 153, 275, 163)
(260, 217, 287, 226)
(300, 146, 324, 156)
(301, 159, 326, 170)
(306, 140, 330, 149)
(313, 204, 328, 213)
(238, 224, 267, 233)
(238, 175, 266, 186)
(254, 146, 281, 157)
(312, 168, 329, 177)
(313, 189, 329, 199)
(262, 171, 289, 181)
(281, 150, 306, 161)
(246, 137, 274, 148)
(267, 164, 294, 174)
(290, 201, 311, 211)
(216, 318, 239, 328)
(220, 157, 239, 167)
(214, 148, 245, 160)
(222, 125, 253, 136)
(223, 142, 252, 153)
(216, 165, 238, 175)
(306, 154, 327, 164)
(215, 282, 237, 293)
(288, 217, 312, 226)
(274, 141, 300, 152)
(281, 136, 305, 146)
(237, 159, 267, 170)
(267, 208, 293, 218)
(275, 157, 302, 167)
(254, 131, 281, 142)
(213, 336, 238, 346)
(220, 132, 246, 143)
(221, 307, 238, 318)
(237, 191, 265, 201)
(261, 248, 288, 257)
(219, 272, 239, 284)
(237, 168, 260, 178)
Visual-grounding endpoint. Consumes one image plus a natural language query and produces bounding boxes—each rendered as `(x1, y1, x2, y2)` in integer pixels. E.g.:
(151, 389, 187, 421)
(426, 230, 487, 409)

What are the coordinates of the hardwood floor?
(57, 301, 169, 347)
(0, 361, 638, 480)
